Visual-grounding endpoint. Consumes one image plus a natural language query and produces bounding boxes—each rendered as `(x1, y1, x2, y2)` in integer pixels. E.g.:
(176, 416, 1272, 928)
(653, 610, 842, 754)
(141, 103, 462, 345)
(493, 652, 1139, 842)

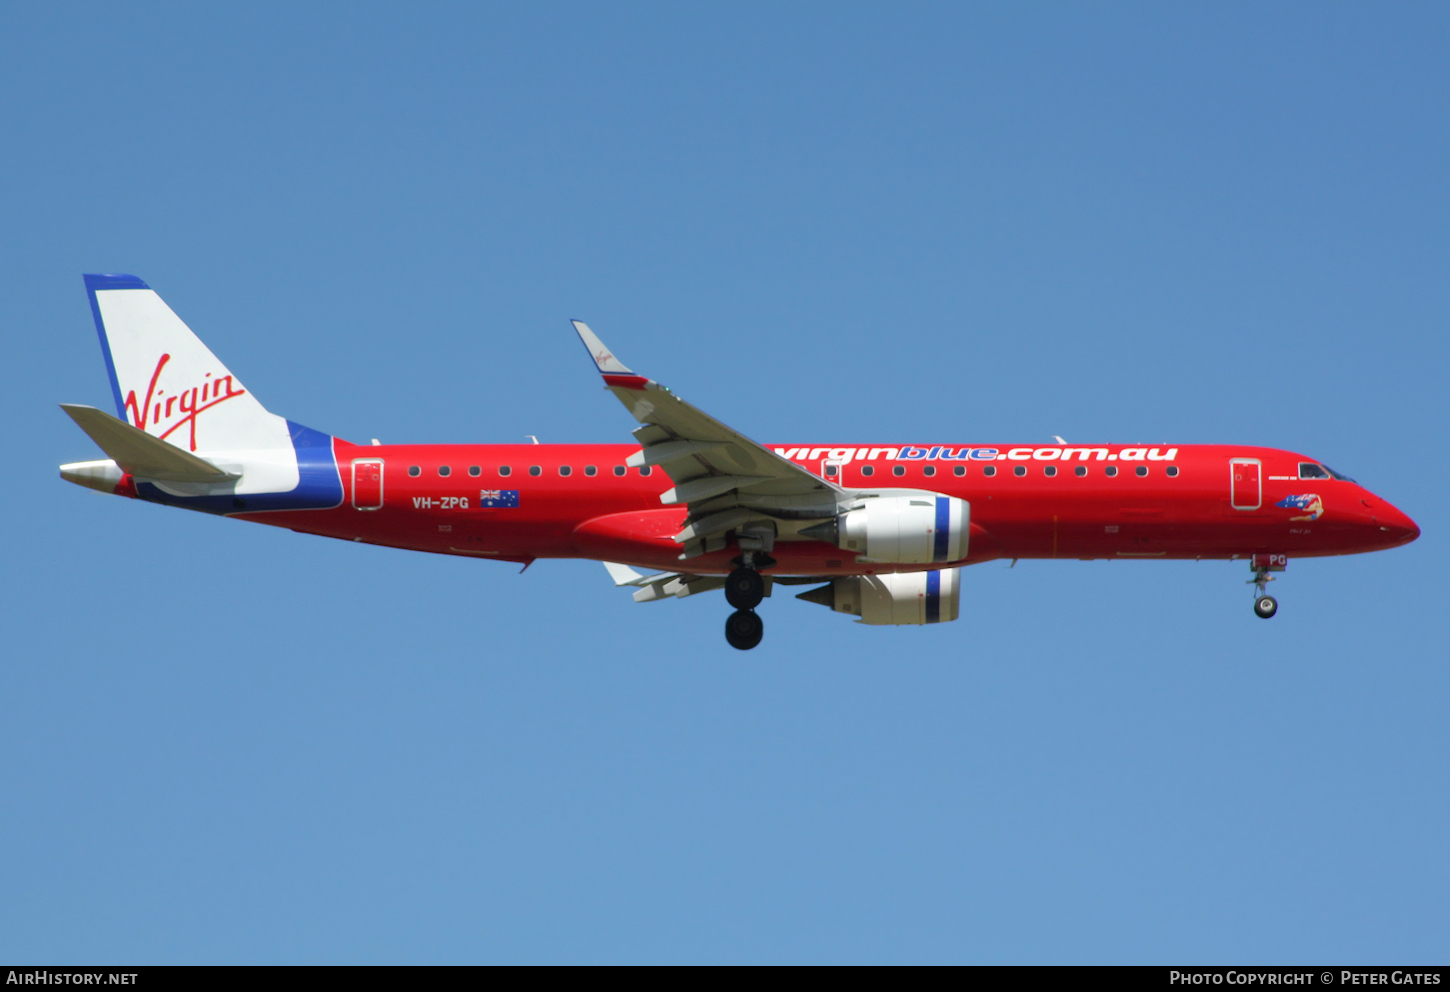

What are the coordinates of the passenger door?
(1230, 457, 1261, 510)
(352, 458, 384, 510)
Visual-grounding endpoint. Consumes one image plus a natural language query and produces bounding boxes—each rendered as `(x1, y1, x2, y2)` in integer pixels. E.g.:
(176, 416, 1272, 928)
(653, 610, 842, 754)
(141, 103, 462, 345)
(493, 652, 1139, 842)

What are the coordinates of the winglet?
(571, 320, 634, 374)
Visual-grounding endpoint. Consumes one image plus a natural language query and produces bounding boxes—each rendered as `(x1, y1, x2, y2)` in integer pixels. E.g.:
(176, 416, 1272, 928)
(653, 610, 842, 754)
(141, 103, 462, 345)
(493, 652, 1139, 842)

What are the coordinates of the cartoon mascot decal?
(1275, 494, 1324, 522)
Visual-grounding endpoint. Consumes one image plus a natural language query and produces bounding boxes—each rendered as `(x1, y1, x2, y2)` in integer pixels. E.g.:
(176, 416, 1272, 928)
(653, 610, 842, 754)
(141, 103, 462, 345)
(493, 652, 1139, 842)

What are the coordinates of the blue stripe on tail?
(133, 420, 343, 516)
(82, 274, 149, 420)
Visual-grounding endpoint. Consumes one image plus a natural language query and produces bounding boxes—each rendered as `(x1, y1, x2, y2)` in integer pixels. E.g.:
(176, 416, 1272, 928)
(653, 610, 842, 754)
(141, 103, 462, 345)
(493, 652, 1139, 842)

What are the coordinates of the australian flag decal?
(478, 489, 520, 508)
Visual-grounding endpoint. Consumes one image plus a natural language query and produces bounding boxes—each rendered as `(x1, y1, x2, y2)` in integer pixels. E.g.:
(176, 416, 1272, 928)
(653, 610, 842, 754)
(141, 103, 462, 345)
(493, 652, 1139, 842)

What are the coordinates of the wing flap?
(625, 438, 726, 468)
(660, 474, 771, 506)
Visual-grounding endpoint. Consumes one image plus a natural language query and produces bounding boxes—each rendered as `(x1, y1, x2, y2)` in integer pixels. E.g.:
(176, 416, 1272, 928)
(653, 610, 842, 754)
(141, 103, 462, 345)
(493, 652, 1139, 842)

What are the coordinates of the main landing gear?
(725, 607, 764, 650)
(725, 567, 765, 610)
(723, 552, 773, 650)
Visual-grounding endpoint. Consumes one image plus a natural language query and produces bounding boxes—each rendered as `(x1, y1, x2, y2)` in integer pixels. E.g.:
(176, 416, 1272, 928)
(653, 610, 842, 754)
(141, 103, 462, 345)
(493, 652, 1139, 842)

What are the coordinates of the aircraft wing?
(572, 321, 842, 559)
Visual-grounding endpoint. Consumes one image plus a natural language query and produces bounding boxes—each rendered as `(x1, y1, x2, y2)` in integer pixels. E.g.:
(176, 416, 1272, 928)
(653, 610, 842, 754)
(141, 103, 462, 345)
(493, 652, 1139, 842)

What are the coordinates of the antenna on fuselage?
(1053, 436, 1066, 444)
(526, 435, 539, 444)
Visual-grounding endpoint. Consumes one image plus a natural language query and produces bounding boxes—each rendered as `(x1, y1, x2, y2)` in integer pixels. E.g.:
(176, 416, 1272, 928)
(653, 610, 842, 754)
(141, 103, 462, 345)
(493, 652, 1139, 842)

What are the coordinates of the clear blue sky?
(2, 2, 1446, 964)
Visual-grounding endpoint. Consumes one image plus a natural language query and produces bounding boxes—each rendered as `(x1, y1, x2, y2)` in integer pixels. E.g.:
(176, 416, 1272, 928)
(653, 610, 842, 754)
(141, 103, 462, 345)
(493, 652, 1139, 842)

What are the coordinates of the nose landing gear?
(1247, 554, 1285, 619)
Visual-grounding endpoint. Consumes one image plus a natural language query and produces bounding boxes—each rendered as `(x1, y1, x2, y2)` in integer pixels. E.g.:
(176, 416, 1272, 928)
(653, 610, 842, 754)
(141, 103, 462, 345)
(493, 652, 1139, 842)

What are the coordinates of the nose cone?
(1363, 494, 1419, 547)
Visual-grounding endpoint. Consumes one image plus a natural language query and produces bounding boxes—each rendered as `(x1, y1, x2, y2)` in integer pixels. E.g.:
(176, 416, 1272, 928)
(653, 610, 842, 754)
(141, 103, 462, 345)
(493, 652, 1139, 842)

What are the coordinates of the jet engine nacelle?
(803, 494, 970, 564)
(797, 568, 961, 625)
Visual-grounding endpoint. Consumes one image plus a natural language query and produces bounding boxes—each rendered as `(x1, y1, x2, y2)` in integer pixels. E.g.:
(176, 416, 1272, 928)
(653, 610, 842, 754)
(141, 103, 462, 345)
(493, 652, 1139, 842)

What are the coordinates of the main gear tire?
(1254, 595, 1278, 619)
(725, 609, 764, 650)
(725, 567, 766, 610)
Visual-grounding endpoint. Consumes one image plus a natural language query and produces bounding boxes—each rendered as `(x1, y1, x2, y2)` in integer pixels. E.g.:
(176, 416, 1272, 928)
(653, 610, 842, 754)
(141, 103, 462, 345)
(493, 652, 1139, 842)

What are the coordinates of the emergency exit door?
(1230, 457, 1261, 510)
(352, 459, 384, 510)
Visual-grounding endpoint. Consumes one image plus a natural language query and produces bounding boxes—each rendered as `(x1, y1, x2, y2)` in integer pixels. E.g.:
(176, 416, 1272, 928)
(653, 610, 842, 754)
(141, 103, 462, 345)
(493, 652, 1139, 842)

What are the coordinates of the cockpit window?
(1324, 465, 1357, 483)
(1298, 463, 1331, 480)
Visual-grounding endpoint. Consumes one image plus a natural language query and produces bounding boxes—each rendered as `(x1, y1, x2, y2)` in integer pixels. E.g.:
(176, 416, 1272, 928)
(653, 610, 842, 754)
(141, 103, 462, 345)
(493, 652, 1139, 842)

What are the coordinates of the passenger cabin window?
(1167, 466, 1179, 477)
(892, 465, 905, 477)
(1299, 463, 1331, 479)
(559, 466, 572, 476)
(438, 465, 451, 477)
(499, 466, 512, 477)
(953, 465, 965, 477)
(585, 465, 597, 476)
(408, 466, 421, 477)
(923, 465, 936, 477)
(1013, 465, 1026, 477)
(1135, 465, 1148, 477)
(1044, 465, 1057, 477)
(984, 465, 997, 477)
(639, 466, 652, 476)
(614, 465, 625, 476)
(529, 466, 541, 476)
(1074, 465, 1087, 477)
(468, 466, 481, 477)
(825, 464, 837, 477)
(1105, 465, 1118, 477)
(861, 465, 874, 477)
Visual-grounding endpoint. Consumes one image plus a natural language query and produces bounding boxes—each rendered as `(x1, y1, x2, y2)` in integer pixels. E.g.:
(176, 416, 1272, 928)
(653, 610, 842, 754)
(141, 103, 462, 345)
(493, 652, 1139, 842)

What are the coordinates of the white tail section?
(83, 274, 300, 495)
(86, 274, 290, 455)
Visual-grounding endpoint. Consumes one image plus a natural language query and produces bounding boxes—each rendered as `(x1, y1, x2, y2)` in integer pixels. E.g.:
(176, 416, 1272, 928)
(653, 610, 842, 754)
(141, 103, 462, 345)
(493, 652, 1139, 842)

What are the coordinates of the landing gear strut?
(723, 543, 773, 649)
(1248, 558, 1281, 619)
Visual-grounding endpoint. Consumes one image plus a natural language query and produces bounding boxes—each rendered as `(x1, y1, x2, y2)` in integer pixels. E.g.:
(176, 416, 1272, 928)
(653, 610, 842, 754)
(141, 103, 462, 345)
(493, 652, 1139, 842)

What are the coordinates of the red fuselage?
(241, 440, 1419, 575)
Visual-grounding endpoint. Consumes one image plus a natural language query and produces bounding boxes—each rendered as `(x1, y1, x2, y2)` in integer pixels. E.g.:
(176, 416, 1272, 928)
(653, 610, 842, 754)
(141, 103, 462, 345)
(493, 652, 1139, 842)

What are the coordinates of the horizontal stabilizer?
(60, 404, 237, 482)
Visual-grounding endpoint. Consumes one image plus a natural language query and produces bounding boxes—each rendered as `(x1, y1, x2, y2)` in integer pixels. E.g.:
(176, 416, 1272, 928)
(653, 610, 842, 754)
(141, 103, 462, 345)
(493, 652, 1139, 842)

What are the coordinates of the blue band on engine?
(933, 497, 950, 562)
(925, 569, 941, 623)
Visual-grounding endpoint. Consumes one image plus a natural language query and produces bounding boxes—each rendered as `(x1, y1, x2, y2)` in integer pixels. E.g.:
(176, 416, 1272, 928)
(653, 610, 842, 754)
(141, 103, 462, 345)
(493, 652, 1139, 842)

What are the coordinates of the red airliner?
(61, 275, 1419, 649)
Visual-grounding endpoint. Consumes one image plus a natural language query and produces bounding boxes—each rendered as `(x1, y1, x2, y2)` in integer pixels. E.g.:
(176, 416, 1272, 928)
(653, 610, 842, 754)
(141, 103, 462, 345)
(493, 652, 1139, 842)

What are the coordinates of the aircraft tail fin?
(83, 274, 290, 454)
(68, 275, 343, 512)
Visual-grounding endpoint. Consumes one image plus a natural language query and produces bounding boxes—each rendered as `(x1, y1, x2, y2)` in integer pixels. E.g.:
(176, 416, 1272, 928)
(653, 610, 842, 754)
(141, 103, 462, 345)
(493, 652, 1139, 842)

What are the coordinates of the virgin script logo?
(123, 354, 247, 451)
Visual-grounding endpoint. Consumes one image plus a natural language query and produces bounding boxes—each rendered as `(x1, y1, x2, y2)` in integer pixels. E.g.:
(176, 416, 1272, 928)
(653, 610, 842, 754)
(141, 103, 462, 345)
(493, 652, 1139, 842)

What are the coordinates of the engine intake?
(800, 494, 969, 564)
(797, 568, 961, 625)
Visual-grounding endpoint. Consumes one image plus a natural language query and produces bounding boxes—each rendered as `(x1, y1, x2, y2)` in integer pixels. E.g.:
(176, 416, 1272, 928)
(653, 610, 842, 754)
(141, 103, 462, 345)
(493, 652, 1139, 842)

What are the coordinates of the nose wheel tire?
(725, 609, 764, 650)
(725, 567, 766, 610)
(1254, 595, 1278, 619)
